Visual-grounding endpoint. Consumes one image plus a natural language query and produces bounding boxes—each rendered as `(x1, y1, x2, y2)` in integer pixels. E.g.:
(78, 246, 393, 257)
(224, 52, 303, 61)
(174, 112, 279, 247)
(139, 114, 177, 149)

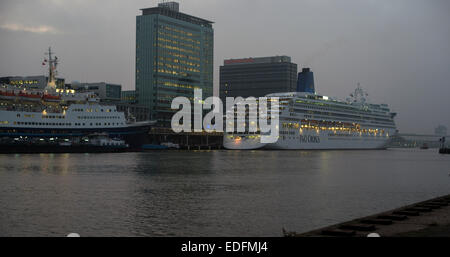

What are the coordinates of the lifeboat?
(18, 91, 42, 101)
(43, 93, 61, 101)
(0, 90, 17, 100)
(19, 92, 41, 98)
(0, 91, 16, 97)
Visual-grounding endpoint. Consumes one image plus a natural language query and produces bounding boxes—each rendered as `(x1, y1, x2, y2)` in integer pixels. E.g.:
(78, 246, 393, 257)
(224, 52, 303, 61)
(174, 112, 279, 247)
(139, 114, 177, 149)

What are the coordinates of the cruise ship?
(223, 86, 397, 150)
(0, 48, 154, 148)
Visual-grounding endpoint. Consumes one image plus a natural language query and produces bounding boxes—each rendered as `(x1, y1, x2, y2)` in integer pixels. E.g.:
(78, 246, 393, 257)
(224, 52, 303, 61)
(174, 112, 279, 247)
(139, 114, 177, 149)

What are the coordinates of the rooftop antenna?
(350, 82, 368, 104)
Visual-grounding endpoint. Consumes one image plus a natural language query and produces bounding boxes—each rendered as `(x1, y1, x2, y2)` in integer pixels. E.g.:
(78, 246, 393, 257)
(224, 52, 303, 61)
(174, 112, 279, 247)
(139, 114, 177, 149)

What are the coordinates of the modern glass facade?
(136, 3, 214, 127)
(121, 90, 137, 104)
(297, 68, 315, 93)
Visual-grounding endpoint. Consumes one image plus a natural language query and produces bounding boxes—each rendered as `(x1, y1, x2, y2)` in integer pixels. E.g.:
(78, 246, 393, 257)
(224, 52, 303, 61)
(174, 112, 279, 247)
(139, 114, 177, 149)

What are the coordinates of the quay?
(146, 127, 224, 150)
(284, 194, 450, 237)
(0, 128, 225, 153)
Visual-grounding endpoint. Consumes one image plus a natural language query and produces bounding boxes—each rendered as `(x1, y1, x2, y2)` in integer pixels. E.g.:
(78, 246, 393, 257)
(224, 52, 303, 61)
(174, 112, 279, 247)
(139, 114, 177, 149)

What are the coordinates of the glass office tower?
(136, 2, 214, 127)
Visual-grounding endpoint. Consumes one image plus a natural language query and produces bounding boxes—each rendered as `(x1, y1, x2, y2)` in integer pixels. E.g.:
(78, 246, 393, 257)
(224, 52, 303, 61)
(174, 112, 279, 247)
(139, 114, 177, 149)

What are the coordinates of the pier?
(146, 127, 224, 150)
(285, 194, 450, 237)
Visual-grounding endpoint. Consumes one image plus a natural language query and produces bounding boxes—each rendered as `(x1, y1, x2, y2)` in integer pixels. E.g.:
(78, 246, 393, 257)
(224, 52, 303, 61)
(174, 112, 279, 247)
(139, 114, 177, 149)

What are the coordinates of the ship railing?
(0, 105, 66, 114)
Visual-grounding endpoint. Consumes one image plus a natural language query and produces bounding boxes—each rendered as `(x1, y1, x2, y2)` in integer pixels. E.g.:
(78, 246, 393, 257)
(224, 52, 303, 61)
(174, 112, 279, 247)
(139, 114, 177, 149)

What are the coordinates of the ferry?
(0, 47, 154, 149)
(224, 86, 397, 150)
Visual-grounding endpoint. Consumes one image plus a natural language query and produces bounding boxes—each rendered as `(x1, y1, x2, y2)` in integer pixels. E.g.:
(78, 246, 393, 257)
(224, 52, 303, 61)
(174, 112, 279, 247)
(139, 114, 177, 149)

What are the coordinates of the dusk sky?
(1, 0, 449, 134)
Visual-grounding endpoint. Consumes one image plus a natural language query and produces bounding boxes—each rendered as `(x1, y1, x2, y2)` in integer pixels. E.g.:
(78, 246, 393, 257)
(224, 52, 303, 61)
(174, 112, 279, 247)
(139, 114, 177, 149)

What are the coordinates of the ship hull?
(0, 123, 152, 147)
(224, 129, 393, 150)
(0, 144, 130, 154)
(266, 132, 390, 150)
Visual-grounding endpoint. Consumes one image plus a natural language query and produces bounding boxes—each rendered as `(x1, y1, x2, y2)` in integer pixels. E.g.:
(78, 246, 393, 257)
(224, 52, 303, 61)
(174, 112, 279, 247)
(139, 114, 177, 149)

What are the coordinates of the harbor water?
(0, 148, 449, 236)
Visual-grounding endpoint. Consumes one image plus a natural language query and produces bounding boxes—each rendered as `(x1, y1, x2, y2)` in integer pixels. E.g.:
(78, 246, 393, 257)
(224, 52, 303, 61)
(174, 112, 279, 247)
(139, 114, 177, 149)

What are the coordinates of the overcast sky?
(0, 0, 449, 134)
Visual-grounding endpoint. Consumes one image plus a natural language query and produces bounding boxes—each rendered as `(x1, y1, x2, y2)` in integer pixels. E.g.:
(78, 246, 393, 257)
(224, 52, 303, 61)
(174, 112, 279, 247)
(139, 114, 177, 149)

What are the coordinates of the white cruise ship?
(223, 86, 397, 150)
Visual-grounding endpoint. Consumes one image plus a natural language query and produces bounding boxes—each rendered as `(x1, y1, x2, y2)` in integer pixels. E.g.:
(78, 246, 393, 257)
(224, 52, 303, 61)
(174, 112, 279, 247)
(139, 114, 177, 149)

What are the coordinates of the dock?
(146, 127, 224, 150)
(284, 194, 450, 237)
(439, 148, 450, 154)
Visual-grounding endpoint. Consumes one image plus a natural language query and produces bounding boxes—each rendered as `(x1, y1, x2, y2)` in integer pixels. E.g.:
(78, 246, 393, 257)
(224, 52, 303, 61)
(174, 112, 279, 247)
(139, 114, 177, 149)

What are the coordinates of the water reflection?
(0, 149, 449, 236)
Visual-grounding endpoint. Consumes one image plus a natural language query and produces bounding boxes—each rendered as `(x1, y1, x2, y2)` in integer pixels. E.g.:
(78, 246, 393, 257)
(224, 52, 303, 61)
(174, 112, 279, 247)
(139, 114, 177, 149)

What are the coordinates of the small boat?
(87, 133, 129, 149)
(43, 93, 61, 101)
(59, 141, 72, 146)
(0, 91, 16, 97)
(0, 90, 17, 100)
(161, 142, 180, 149)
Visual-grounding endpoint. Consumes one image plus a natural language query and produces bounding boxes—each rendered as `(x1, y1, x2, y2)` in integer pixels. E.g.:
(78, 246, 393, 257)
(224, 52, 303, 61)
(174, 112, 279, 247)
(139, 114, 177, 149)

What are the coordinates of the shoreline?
(286, 194, 450, 237)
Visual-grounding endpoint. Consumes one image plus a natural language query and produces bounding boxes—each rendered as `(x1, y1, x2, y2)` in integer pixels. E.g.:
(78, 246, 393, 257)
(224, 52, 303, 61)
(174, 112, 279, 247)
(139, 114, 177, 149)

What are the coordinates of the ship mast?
(349, 83, 368, 105)
(43, 47, 59, 92)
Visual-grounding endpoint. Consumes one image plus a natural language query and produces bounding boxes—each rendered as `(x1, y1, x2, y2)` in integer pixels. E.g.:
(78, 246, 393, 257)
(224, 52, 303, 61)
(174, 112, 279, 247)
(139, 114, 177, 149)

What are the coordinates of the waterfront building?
(136, 1, 214, 127)
(0, 76, 65, 90)
(70, 82, 122, 102)
(121, 90, 137, 104)
(116, 103, 150, 122)
(219, 56, 297, 102)
(297, 68, 315, 93)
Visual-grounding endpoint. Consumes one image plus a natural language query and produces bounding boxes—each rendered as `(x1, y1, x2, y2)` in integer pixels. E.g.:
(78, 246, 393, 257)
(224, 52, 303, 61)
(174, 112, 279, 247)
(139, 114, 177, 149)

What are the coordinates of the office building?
(219, 56, 297, 102)
(71, 82, 122, 102)
(121, 90, 137, 104)
(136, 2, 214, 127)
(297, 68, 315, 93)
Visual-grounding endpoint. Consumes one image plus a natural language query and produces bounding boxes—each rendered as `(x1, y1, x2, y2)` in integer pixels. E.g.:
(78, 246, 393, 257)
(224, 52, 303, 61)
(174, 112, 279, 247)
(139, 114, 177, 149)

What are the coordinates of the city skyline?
(1, 0, 449, 134)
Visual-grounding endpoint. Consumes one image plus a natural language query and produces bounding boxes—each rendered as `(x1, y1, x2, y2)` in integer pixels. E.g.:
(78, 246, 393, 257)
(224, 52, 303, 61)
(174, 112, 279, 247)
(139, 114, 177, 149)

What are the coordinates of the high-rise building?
(136, 2, 214, 127)
(297, 68, 315, 93)
(219, 56, 297, 102)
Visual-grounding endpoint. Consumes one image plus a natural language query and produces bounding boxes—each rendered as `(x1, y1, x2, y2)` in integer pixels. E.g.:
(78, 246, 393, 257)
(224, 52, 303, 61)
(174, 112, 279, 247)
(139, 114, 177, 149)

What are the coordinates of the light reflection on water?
(0, 148, 449, 236)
